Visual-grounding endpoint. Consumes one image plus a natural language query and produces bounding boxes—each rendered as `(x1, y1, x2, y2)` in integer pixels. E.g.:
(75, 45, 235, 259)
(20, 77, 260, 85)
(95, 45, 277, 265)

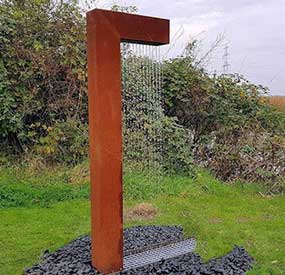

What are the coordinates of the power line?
(223, 43, 230, 74)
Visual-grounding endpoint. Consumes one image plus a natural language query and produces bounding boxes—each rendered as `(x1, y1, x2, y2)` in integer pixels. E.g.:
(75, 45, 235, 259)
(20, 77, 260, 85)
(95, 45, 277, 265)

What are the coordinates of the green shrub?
(0, 0, 87, 155)
(162, 117, 195, 176)
(162, 44, 285, 190)
(196, 126, 285, 194)
(122, 53, 196, 176)
(162, 56, 275, 142)
(33, 119, 88, 164)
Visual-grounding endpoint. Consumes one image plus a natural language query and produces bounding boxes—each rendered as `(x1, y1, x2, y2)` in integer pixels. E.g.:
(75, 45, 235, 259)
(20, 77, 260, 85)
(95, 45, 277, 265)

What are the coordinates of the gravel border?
(24, 225, 254, 275)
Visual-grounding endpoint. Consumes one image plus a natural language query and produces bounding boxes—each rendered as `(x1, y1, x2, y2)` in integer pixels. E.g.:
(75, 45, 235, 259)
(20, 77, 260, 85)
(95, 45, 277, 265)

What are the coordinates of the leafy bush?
(33, 119, 88, 164)
(162, 117, 195, 176)
(162, 46, 285, 191)
(0, 1, 195, 175)
(121, 53, 195, 176)
(196, 127, 285, 194)
(162, 55, 276, 142)
(0, 0, 87, 156)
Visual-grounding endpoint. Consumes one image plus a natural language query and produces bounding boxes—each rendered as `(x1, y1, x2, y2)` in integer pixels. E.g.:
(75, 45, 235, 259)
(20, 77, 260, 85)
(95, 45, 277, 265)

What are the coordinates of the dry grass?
(124, 202, 158, 221)
(208, 217, 223, 224)
(68, 161, 90, 184)
(21, 155, 49, 175)
(267, 96, 285, 110)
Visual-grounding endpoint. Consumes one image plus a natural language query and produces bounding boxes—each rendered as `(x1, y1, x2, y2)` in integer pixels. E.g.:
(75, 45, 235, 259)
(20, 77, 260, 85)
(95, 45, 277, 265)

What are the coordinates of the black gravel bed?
(24, 225, 254, 275)
(124, 225, 184, 254)
(122, 246, 254, 275)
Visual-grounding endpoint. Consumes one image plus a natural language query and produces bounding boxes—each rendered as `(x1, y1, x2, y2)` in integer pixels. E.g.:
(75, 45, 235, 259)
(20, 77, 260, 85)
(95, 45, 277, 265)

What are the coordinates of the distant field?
(267, 96, 285, 110)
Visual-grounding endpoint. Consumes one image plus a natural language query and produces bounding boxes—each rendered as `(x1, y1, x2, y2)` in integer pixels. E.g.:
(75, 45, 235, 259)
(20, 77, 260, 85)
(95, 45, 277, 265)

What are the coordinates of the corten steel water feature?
(87, 9, 169, 274)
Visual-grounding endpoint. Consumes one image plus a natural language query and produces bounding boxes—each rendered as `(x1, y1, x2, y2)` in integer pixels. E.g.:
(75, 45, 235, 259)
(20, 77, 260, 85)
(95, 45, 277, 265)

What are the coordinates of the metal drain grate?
(122, 238, 196, 271)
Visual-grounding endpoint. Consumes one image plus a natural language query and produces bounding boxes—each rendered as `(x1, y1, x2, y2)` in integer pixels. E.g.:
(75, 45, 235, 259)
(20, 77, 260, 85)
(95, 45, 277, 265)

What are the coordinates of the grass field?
(0, 164, 284, 275)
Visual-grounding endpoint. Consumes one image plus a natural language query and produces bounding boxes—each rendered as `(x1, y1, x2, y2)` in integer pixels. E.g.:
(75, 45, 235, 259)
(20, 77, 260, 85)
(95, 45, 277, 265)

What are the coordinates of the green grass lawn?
(0, 165, 284, 274)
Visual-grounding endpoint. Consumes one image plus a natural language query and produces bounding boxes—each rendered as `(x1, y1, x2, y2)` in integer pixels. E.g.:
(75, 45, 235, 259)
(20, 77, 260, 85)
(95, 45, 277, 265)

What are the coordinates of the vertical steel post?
(87, 9, 169, 274)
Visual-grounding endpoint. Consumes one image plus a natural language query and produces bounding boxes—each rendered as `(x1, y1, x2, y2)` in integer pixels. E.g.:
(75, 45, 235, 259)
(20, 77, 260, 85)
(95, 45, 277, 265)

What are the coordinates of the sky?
(90, 0, 285, 95)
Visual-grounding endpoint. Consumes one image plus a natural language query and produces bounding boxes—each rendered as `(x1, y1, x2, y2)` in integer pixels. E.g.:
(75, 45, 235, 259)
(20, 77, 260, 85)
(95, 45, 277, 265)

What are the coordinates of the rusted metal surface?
(87, 9, 169, 274)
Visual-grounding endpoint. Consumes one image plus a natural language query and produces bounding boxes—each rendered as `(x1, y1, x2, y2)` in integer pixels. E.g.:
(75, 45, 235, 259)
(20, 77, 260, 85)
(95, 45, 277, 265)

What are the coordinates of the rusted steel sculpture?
(87, 9, 169, 274)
